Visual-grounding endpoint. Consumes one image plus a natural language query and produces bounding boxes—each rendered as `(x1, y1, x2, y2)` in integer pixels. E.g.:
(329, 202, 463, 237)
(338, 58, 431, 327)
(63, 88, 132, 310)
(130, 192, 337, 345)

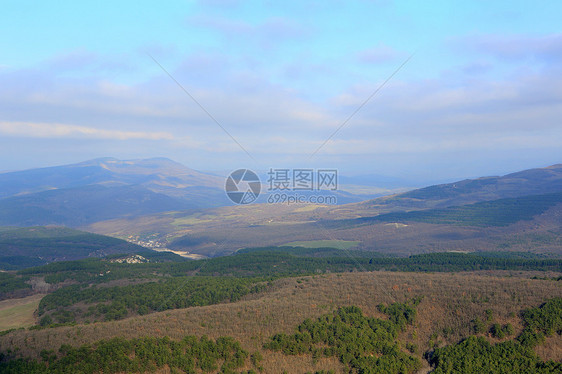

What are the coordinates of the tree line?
(37, 277, 269, 325)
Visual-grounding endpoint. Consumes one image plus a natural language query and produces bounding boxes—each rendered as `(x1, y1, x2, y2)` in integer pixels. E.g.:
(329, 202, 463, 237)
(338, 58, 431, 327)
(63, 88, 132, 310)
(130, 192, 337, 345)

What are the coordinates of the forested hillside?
(0, 227, 147, 270)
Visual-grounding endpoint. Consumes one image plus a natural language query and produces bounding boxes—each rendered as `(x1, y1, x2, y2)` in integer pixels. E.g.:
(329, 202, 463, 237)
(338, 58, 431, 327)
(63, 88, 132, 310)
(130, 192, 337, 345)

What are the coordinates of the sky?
(1, 0, 561, 183)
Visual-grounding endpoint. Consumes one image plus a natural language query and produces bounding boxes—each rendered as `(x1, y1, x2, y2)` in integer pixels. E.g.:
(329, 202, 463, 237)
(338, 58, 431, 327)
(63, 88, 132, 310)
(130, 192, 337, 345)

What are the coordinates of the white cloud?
(0, 121, 175, 141)
(1, 30, 562, 177)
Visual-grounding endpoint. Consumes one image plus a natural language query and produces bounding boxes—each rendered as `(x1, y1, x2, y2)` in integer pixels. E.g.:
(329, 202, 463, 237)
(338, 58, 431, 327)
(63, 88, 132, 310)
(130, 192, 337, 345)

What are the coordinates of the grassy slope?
(1, 271, 560, 373)
(0, 294, 44, 330)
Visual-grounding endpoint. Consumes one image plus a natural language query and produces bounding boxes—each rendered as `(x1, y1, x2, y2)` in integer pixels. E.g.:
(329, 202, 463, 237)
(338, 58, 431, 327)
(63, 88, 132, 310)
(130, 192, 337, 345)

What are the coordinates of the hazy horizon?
(2, 155, 560, 189)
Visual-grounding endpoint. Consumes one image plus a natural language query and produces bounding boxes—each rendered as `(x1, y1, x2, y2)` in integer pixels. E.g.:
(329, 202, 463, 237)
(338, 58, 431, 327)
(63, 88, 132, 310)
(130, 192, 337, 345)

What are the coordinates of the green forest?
(37, 276, 268, 325)
(0, 335, 257, 374)
(429, 297, 562, 373)
(17, 249, 562, 284)
(265, 300, 422, 374)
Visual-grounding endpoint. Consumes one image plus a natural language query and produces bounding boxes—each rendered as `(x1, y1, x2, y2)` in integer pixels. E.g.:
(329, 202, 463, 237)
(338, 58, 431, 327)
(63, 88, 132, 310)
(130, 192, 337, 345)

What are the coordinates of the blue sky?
(1, 0, 562, 183)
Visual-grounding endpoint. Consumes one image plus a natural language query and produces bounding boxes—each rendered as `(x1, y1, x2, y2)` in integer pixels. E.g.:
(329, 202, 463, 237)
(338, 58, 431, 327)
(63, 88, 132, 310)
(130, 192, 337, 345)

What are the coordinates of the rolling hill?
(347, 191, 562, 227)
(0, 163, 560, 373)
(1, 269, 561, 373)
(358, 163, 562, 211)
(0, 184, 196, 227)
(0, 226, 148, 269)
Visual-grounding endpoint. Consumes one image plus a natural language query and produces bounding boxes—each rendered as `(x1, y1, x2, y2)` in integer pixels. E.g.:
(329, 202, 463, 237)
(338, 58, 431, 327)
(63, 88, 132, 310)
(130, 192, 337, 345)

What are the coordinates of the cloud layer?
(1, 1, 562, 181)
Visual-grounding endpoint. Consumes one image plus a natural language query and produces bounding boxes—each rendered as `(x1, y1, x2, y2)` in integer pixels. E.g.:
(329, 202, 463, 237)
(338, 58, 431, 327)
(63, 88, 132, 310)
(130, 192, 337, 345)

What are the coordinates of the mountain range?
(0, 158, 229, 226)
(1, 158, 561, 261)
(0, 158, 388, 227)
(80, 162, 562, 258)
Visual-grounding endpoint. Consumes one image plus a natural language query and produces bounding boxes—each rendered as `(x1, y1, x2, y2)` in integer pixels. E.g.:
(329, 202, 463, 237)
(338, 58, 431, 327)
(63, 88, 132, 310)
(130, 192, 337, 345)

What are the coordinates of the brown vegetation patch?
(1, 272, 560, 372)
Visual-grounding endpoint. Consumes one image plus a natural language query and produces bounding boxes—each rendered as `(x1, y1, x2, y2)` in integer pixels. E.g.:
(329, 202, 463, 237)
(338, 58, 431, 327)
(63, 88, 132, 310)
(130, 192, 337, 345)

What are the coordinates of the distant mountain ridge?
(360, 163, 562, 211)
(0, 157, 390, 227)
(0, 158, 230, 227)
(0, 157, 224, 199)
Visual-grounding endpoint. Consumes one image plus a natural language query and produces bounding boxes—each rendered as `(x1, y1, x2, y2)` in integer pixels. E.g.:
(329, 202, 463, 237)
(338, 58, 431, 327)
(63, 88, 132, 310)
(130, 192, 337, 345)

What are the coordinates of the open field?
(0, 294, 43, 331)
(1, 271, 560, 373)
